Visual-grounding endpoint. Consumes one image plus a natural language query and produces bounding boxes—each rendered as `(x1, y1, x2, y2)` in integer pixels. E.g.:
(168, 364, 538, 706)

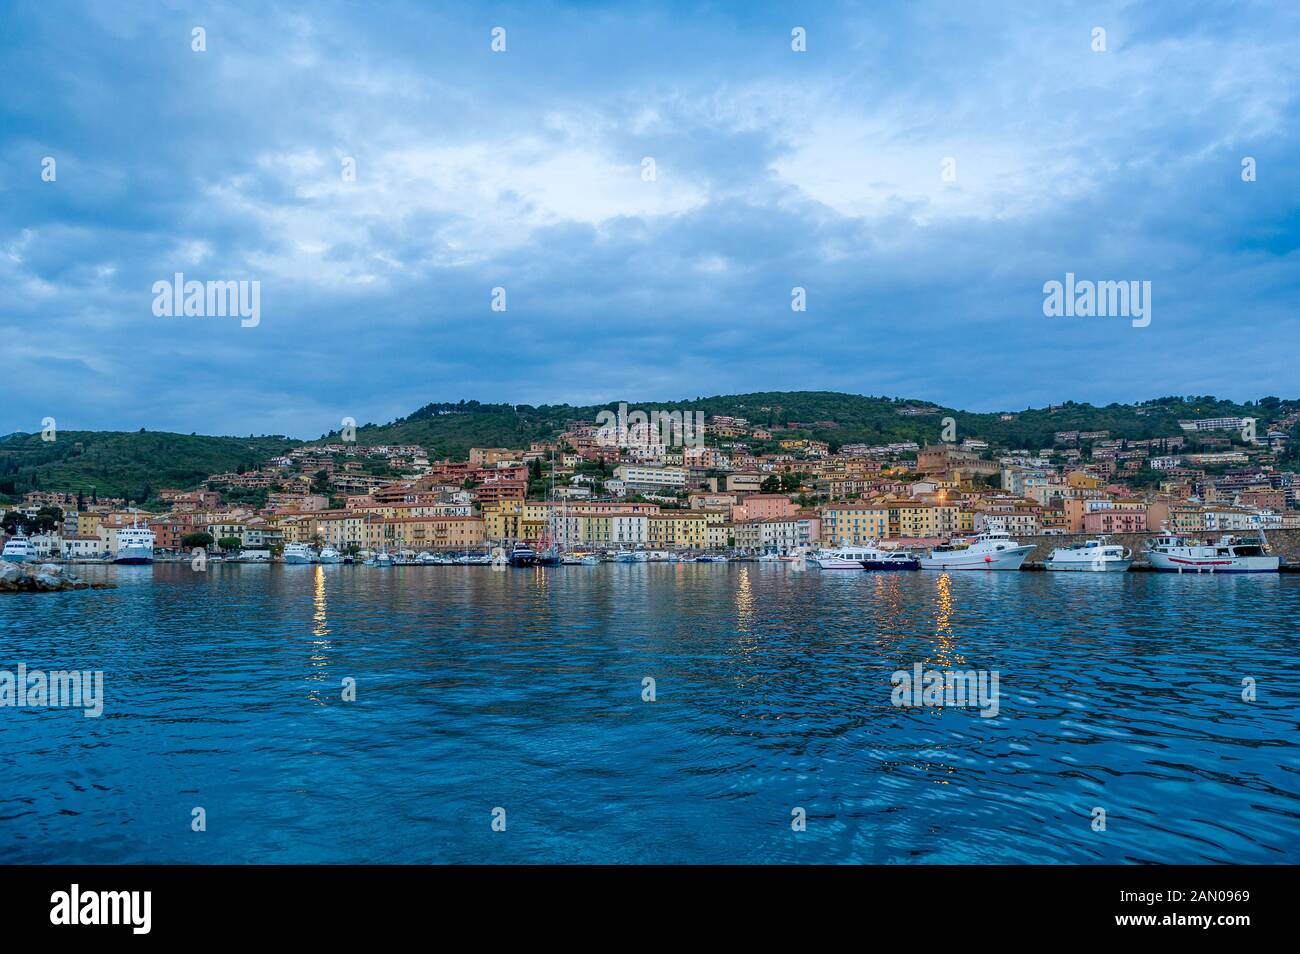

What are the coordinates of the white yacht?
(1045, 538, 1132, 572)
(317, 547, 343, 564)
(920, 529, 1034, 571)
(814, 545, 920, 570)
(113, 523, 155, 564)
(2, 533, 36, 563)
(614, 550, 647, 563)
(282, 542, 317, 564)
(1144, 533, 1279, 573)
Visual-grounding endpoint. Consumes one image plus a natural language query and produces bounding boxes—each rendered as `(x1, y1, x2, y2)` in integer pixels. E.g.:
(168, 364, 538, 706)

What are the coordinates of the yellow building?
(819, 503, 888, 545)
(649, 512, 709, 548)
(366, 516, 486, 550)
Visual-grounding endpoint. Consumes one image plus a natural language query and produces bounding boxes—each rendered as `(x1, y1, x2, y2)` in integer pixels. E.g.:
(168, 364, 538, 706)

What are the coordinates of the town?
(5, 401, 1298, 566)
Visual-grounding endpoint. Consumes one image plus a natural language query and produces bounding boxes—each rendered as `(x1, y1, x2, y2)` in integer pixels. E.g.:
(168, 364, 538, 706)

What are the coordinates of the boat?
(694, 554, 728, 563)
(113, 520, 156, 565)
(813, 545, 920, 570)
(614, 550, 647, 563)
(919, 529, 1034, 571)
(508, 542, 539, 567)
(560, 552, 599, 565)
(1144, 533, 1280, 573)
(235, 549, 271, 563)
(1045, 538, 1132, 572)
(579, 554, 600, 565)
(1, 533, 36, 563)
(393, 549, 418, 565)
(282, 542, 317, 564)
(318, 547, 343, 564)
(756, 552, 783, 563)
(536, 546, 563, 567)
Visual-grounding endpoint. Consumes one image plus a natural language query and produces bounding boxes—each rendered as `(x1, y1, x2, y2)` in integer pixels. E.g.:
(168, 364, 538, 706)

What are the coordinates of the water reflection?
(929, 572, 964, 667)
(307, 566, 332, 702)
(735, 567, 755, 633)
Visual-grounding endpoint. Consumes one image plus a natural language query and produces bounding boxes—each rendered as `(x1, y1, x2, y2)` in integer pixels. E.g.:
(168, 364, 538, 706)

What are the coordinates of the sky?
(2, 0, 1299, 438)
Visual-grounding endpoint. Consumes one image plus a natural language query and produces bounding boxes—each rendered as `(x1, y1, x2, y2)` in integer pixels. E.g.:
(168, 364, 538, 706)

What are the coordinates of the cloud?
(1, 0, 1299, 436)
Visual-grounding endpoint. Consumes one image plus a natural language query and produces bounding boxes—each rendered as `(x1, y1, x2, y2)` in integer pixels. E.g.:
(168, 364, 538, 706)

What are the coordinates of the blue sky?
(2, 1, 1298, 438)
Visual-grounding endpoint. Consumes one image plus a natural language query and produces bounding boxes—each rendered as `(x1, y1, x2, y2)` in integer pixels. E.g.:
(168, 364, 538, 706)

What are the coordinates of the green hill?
(0, 431, 300, 503)
(3, 392, 1295, 505)
(342, 392, 1293, 457)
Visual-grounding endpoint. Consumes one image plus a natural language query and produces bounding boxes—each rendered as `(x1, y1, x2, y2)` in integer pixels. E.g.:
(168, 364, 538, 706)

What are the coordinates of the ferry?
(919, 529, 1034, 571)
(113, 523, 156, 565)
(1, 533, 36, 563)
(282, 542, 317, 564)
(1045, 538, 1132, 572)
(814, 545, 920, 570)
(318, 547, 343, 564)
(1144, 533, 1280, 573)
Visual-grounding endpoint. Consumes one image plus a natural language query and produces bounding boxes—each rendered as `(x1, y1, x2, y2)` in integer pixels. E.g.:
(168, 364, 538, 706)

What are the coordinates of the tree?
(217, 536, 242, 552)
(760, 475, 782, 493)
(182, 531, 214, 549)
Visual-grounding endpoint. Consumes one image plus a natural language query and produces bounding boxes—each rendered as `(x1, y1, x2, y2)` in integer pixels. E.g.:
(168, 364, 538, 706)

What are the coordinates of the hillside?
(346, 393, 1292, 456)
(3, 392, 1295, 504)
(0, 431, 300, 502)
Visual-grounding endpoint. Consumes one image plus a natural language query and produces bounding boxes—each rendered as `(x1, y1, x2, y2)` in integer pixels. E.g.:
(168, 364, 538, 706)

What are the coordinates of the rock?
(0, 561, 106, 593)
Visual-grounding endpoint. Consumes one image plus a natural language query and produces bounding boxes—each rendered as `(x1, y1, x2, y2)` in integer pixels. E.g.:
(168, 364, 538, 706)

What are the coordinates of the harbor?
(3, 560, 1296, 864)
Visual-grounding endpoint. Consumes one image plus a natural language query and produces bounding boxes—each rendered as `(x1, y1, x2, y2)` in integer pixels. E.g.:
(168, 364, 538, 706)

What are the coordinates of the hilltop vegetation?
(3, 393, 1295, 503)
(343, 393, 1292, 456)
(0, 431, 299, 502)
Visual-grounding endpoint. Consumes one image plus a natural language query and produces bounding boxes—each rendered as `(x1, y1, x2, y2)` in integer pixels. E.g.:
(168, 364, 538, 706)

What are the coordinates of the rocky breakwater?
(0, 562, 116, 593)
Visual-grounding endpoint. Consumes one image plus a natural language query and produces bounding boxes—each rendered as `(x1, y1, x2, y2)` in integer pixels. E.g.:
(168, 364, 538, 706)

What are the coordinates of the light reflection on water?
(0, 562, 1297, 864)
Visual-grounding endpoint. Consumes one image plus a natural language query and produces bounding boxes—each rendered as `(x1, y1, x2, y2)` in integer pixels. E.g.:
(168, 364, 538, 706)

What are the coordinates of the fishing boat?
(919, 529, 1034, 571)
(317, 547, 343, 564)
(1045, 538, 1132, 572)
(1144, 532, 1279, 573)
(365, 548, 394, 567)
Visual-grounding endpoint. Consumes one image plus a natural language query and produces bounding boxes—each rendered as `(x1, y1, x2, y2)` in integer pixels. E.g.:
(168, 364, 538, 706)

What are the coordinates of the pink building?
(730, 493, 798, 523)
(1082, 509, 1147, 534)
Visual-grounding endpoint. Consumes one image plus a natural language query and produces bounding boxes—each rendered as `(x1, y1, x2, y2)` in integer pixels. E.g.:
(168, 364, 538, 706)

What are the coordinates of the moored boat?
(919, 529, 1034, 571)
(508, 542, 539, 567)
(814, 545, 920, 570)
(2, 533, 37, 563)
(1045, 538, 1131, 572)
(282, 542, 317, 564)
(1144, 533, 1279, 573)
(318, 547, 343, 564)
(113, 521, 156, 565)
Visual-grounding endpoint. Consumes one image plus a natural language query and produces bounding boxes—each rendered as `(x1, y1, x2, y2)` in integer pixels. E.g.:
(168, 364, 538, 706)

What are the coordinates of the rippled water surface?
(2, 562, 1298, 863)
